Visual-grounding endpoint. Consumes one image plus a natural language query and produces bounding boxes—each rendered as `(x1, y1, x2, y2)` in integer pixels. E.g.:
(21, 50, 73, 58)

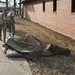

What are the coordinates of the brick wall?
(23, 0, 75, 39)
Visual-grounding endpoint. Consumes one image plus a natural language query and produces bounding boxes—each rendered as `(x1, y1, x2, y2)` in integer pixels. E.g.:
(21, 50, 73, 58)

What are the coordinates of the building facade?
(23, 0, 75, 39)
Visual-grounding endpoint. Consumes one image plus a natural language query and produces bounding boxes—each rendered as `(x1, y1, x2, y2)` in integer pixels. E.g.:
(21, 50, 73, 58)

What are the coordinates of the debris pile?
(4, 34, 43, 61)
(3, 34, 71, 61)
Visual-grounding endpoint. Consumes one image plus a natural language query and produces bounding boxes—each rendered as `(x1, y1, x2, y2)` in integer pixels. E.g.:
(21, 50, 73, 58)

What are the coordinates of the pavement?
(0, 32, 32, 75)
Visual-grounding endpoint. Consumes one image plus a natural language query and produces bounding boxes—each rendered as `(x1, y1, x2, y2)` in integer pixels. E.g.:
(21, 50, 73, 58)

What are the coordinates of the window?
(53, 0, 57, 12)
(72, 0, 75, 12)
(43, 1, 45, 12)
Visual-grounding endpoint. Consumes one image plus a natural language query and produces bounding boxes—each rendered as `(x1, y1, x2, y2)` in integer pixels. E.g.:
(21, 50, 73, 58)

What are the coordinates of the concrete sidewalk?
(0, 33, 32, 75)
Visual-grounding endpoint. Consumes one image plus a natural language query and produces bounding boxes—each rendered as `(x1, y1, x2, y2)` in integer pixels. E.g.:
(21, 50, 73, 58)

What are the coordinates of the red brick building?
(22, 0, 75, 39)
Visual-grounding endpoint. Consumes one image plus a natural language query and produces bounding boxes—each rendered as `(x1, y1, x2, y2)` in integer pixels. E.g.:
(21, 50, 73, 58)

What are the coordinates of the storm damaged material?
(6, 49, 24, 57)
(4, 34, 71, 60)
(41, 44, 53, 56)
(46, 44, 70, 56)
(41, 44, 70, 56)
(5, 34, 43, 60)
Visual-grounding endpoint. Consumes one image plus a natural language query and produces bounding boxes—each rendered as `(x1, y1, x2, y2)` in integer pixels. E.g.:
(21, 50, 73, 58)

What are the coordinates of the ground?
(15, 16, 75, 75)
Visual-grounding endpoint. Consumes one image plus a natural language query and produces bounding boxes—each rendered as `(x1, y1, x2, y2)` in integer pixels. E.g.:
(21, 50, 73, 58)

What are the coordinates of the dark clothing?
(4, 10, 8, 29)
(4, 10, 8, 17)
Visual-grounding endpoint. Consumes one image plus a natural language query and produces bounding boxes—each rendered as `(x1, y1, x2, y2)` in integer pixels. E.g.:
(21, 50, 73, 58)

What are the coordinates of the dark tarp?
(5, 34, 43, 61)
(4, 34, 71, 61)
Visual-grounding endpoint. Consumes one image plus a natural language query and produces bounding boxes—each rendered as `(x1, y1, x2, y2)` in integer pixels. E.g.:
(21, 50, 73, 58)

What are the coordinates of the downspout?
(14, 0, 16, 15)
(6, 0, 8, 10)
(19, 0, 21, 15)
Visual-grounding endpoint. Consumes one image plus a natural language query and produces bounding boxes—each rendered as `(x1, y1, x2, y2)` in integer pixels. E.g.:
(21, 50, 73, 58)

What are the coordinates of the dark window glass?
(53, 0, 57, 12)
(72, 0, 75, 12)
(43, 1, 45, 12)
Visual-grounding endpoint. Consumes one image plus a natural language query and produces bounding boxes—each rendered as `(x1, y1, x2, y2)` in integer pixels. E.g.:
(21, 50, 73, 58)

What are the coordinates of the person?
(4, 9, 8, 18)
(3, 9, 9, 42)
(0, 9, 5, 41)
(17, 9, 18, 16)
(7, 9, 15, 36)
(3, 9, 8, 30)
